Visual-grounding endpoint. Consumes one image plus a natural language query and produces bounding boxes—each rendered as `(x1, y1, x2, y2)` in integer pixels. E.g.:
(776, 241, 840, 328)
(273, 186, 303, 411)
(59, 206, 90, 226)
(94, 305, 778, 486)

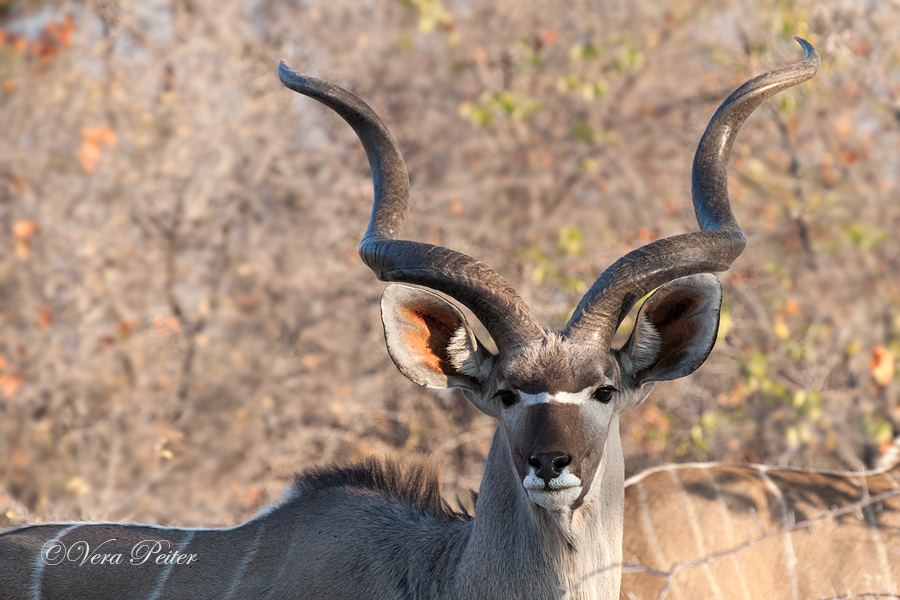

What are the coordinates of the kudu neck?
(458, 423, 624, 599)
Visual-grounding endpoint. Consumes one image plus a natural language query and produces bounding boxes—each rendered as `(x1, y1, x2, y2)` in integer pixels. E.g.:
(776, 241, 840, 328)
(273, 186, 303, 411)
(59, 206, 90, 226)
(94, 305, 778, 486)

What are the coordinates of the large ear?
(618, 274, 722, 386)
(381, 284, 494, 391)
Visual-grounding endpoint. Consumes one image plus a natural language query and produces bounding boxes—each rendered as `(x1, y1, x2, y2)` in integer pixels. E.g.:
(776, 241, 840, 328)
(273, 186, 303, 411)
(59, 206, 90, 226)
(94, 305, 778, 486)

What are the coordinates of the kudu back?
(0, 39, 818, 599)
(620, 447, 900, 599)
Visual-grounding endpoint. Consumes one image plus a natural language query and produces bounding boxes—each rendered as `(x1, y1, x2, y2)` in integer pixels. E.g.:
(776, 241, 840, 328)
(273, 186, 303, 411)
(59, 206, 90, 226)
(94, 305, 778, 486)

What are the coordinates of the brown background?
(1, 0, 898, 528)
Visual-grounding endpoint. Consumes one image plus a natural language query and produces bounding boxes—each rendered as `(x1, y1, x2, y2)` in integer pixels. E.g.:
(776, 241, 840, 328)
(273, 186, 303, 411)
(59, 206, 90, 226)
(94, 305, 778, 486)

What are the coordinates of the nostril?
(551, 454, 571, 473)
(530, 452, 571, 481)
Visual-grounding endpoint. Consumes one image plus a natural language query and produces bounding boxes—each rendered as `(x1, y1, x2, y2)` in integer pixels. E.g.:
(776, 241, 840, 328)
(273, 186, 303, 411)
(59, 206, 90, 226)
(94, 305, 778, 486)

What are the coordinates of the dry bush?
(0, 0, 898, 528)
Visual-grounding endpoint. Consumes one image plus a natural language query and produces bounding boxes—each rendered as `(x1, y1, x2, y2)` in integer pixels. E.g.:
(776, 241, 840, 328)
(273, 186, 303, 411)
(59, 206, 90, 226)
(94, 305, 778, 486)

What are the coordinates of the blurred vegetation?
(0, 0, 898, 528)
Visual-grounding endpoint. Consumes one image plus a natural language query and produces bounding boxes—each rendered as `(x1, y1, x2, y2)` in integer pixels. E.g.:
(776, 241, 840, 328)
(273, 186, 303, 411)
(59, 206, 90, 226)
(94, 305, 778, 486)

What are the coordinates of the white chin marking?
(522, 469, 583, 510)
(526, 486, 582, 510)
(524, 471, 582, 490)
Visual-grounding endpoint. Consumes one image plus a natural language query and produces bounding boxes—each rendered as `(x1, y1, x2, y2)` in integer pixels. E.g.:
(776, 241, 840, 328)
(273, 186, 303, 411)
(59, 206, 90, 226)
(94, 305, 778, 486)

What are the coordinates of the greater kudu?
(0, 38, 818, 599)
(620, 442, 900, 599)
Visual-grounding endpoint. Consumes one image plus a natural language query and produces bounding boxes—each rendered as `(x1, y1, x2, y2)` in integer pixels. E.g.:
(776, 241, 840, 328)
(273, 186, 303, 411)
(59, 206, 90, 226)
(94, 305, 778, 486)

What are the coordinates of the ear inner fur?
(628, 318, 662, 373)
(658, 291, 717, 378)
(398, 304, 462, 377)
(643, 294, 697, 373)
(624, 275, 722, 384)
(447, 326, 489, 380)
(381, 284, 493, 389)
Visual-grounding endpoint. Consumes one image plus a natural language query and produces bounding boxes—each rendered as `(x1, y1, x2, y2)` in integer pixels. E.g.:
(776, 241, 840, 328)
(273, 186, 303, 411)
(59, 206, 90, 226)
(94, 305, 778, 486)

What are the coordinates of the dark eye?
(495, 390, 518, 407)
(592, 387, 615, 404)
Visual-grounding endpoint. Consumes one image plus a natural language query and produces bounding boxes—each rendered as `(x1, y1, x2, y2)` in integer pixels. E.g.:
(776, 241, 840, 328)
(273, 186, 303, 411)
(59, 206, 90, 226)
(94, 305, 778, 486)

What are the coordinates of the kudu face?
(380, 274, 723, 513)
(277, 36, 818, 517)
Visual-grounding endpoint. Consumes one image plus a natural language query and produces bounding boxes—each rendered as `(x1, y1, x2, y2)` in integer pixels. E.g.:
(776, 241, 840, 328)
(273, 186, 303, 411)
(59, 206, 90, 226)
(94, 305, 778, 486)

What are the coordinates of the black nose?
(529, 452, 571, 484)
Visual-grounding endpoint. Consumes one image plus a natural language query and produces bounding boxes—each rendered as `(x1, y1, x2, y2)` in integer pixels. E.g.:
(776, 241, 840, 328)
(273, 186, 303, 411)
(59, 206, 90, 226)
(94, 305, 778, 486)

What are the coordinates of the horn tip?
(791, 35, 821, 73)
(277, 60, 304, 89)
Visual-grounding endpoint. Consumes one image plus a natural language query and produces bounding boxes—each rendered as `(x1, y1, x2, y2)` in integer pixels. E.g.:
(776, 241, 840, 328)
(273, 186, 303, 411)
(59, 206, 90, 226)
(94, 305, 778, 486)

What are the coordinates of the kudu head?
(278, 37, 819, 515)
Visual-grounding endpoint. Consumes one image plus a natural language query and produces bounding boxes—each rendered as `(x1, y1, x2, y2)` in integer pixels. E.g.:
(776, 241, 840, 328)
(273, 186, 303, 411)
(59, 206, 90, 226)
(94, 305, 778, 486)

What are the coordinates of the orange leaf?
(2, 80, 14, 94)
(36, 306, 52, 330)
(784, 298, 801, 317)
(301, 354, 320, 370)
(834, 116, 853, 142)
(153, 316, 169, 337)
(117, 320, 139, 339)
(0, 374, 21, 399)
(46, 15, 75, 49)
(81, 126, 117, 147)
(840, 150, 859, 164)
(13, 220, 38, 240)
(153, 315, 181, 337)
(871, 346, 895, 387)
(11, 36, 27, 54)
(78, 141, 101, 173)
(637, 227, 655, 242)
(542, 29, 557, 46)
(78, 126, 117, 173)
